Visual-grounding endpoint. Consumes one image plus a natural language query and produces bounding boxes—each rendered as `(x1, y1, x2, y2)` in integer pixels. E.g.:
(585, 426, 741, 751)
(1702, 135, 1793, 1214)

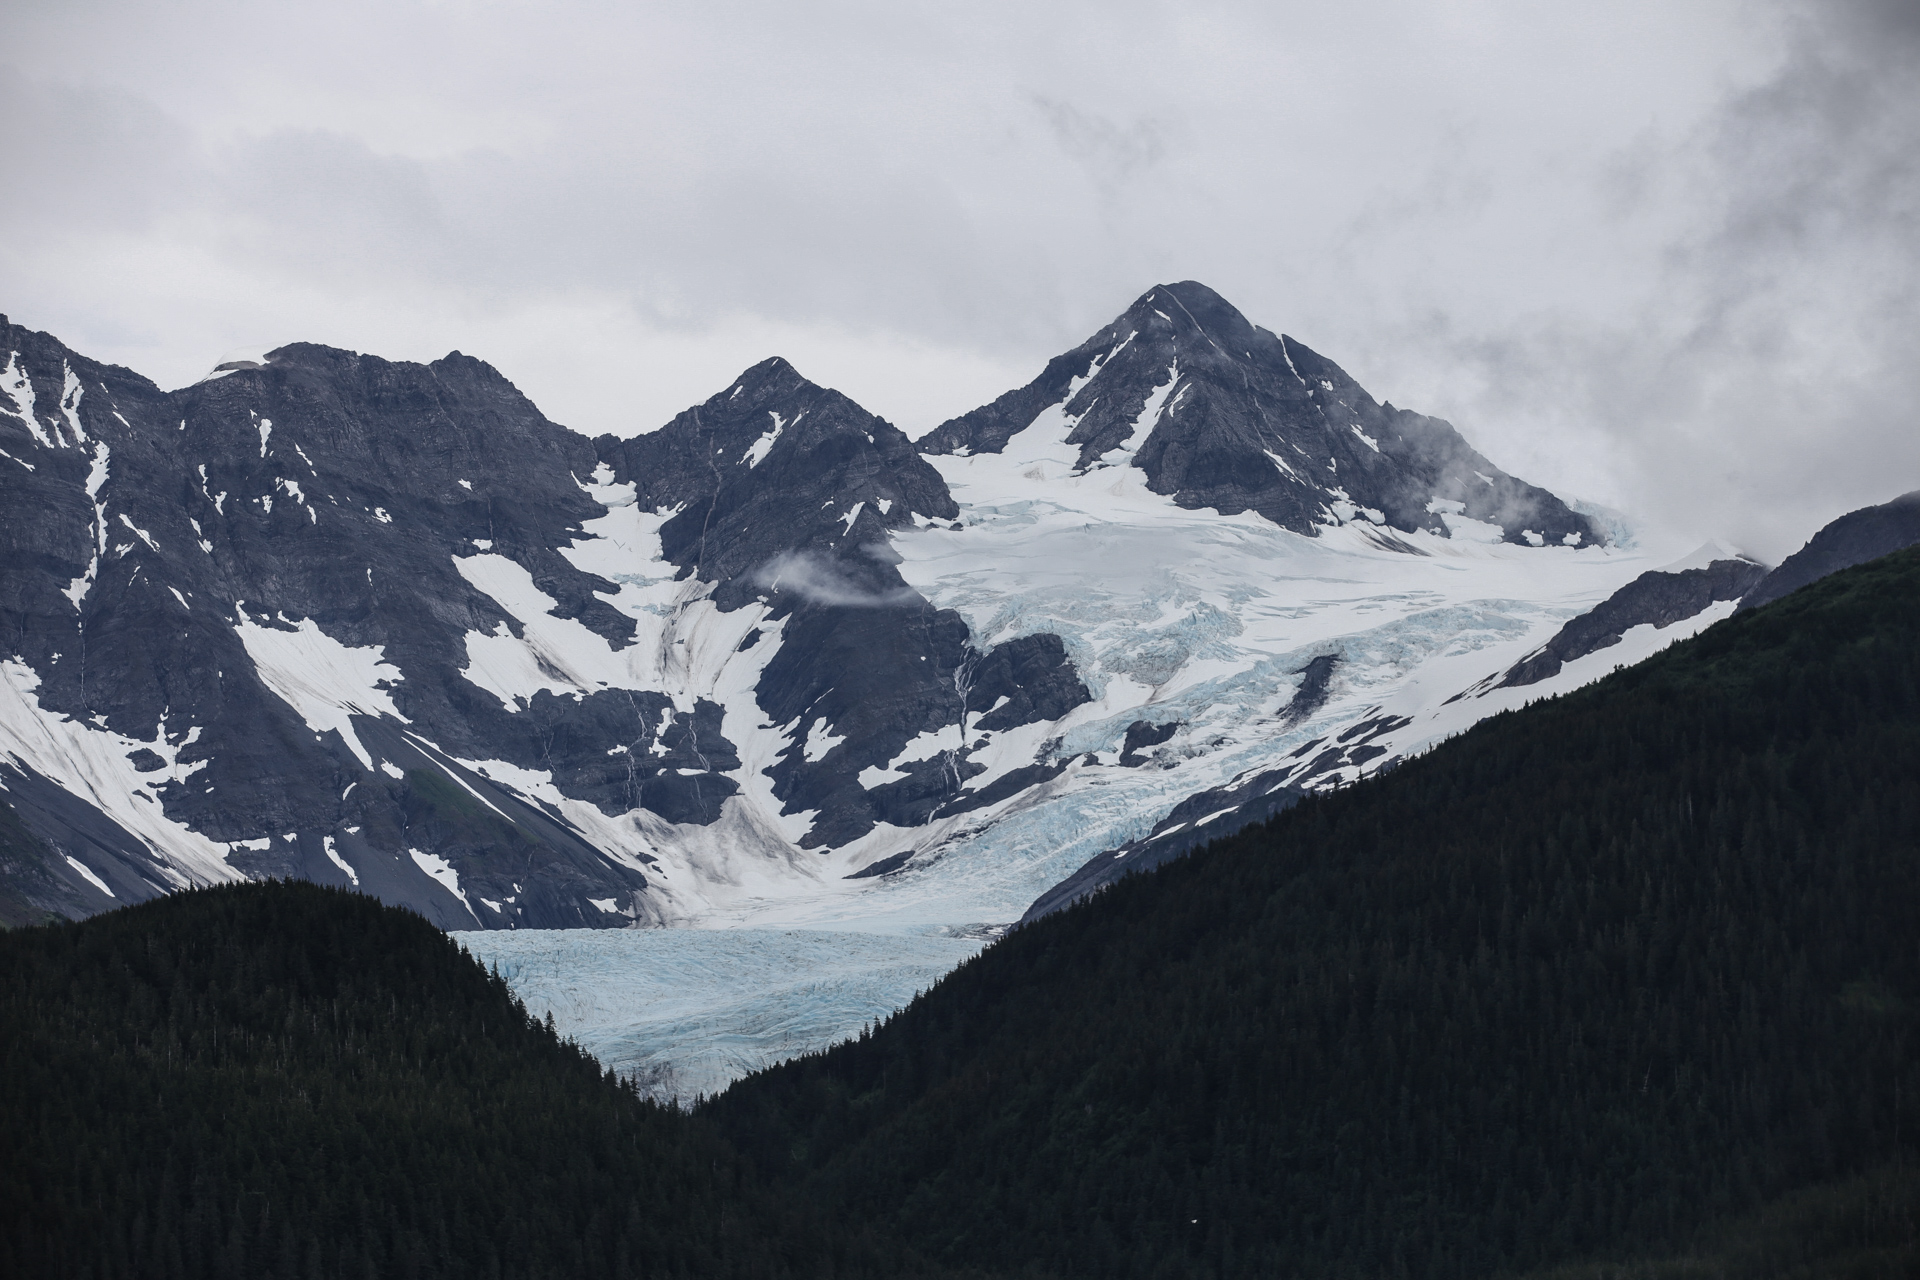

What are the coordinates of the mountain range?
(1, 282, 1914, 954)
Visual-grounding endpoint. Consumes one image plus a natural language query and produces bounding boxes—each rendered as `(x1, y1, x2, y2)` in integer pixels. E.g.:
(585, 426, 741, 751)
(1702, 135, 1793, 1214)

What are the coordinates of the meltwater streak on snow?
(231, 608, 406, 771)
(0, 659, 236, 891)
(457, 928, 983, 1101)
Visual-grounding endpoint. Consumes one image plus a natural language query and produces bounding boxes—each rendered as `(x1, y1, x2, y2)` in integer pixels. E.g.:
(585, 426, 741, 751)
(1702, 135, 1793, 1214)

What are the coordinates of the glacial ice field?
(456, 926, 985, 1102)
(448, 400, 1719, 1099)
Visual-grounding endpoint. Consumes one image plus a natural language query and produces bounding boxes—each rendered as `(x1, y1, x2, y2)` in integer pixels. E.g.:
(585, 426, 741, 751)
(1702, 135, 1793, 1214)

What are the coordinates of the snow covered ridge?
(0, 292, 1746, 941)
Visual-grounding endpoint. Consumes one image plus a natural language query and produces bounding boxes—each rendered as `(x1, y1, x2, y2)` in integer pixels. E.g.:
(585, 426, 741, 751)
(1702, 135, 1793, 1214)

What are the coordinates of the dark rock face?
(0, 322, 1095, 919)
(1118, 719, 1180, 766)
(596, 357, 960, 609)
(1738, 491, 1920, 613)
(921, 283, 1602, 548)
(0, 767, 152, 923)
(1500, 558, 1769, 688)
(967, 634, 1090, 733)
(596, 359, 1090, 849)
(0, 319, 690, 926)
(843, 848, 915, 880)
(1279, 654, 1339, 726)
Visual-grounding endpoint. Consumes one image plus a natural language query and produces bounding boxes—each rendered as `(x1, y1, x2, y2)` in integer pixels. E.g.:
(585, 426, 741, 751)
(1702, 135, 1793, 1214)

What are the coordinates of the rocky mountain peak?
(1113, 280, 1277, 359)
(595, 358, 957, 610)
(922, 281, 1600, 548)
(1, 298, 1660, 944)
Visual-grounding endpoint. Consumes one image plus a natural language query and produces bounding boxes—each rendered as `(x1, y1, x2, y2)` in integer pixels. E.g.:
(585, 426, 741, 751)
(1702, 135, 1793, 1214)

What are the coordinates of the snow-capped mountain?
(0, 286, 1747, 945)
(920, 282, 1600, 548)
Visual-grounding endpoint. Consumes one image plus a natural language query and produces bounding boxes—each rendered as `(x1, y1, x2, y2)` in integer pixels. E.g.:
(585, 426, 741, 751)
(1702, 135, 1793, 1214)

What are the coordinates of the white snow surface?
(58, 364, 88, 445)
(232, 606, 406, 771)
(1, 350, 55, 448)
(410, 848, 479, 924)
(0, 658, 237, 891)
(62, 443, 111, 610)
(743, 412, 785, 467)
(323, 835, 359, 886)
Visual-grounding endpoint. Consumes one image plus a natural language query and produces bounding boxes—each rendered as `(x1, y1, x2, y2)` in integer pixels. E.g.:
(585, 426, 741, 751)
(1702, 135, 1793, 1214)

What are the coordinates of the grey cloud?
(0, 0, 1914, 559)
(213, 130, 454, 286)
(0, 73, 193, 236)
(1029, 95, 1171, 191)
(1635, 0, 1920, 557)
(1355, 0, 1920, 561)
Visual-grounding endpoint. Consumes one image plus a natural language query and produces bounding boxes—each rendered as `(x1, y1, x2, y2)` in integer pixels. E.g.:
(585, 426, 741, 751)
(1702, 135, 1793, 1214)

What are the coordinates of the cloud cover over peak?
(1, 0, 1914, 560)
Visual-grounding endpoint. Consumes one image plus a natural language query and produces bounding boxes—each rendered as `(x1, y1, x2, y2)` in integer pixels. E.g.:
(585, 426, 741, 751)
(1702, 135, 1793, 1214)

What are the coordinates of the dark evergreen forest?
(710, 545, 1920, 1277)
(0, 881, 910, 1280)
(5, 545, 1918, 1279)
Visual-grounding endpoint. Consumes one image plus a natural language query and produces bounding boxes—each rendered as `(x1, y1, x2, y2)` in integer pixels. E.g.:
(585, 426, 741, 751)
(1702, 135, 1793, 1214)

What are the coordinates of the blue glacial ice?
(457, 927, 985, 1102)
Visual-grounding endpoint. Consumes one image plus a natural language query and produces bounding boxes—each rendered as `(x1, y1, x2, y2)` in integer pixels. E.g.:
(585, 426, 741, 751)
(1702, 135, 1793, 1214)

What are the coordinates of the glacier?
(457, 926, 985, 1102)
(455, 399, 1712, 1097)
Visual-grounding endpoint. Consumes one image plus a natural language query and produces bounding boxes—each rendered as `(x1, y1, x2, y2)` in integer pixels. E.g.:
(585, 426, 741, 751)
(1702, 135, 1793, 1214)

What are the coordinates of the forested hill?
(711, 545, 1920, 1279)
(0, 881, 917, 1280)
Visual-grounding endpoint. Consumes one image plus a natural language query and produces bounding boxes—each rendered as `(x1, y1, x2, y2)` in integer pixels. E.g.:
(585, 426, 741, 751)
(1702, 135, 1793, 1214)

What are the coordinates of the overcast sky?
(4, 0, 1916, 560)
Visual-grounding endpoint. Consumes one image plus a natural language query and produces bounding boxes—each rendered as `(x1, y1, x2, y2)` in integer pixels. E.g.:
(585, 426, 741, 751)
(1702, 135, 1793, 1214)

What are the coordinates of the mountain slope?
(0, 879, 918, 1279)
(711, 544, 1920, 1279)
(591, 357, 1085, 850)
(1495, 544, 1766, 687)
(1022, 493, 1920, 924)
(1739, 488, 1920, 612)
(7, 287, 1761, 1095)
(1020, 539, 1773, 923)
(0, 794, 71, 926)
(0, 322, 675, 927)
